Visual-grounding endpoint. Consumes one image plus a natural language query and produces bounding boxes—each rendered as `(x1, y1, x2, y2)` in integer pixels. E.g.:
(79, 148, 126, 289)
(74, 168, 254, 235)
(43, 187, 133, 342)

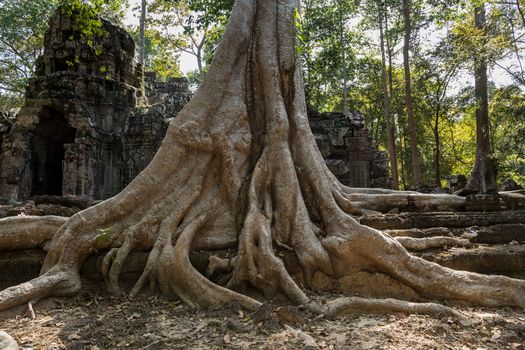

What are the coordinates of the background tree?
(138, 0, 147, 66)
(378, 1, 401, 189)
(402, 0, 424, 187)
(128, 27, 183, 78)
(0, 0, 58, 110)
(148, 0, 233, 83)
(459, 2, 498, 194)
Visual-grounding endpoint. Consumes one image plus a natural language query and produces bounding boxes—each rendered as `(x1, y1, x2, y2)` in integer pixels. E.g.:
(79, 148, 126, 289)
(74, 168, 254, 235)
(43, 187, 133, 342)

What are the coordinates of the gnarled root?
(0, 270, 76, 312)
(323, 224, 525, 308)
(0, 216, 67, 250)
(323, 297, 468, 322)
(156, 214, 261, 310)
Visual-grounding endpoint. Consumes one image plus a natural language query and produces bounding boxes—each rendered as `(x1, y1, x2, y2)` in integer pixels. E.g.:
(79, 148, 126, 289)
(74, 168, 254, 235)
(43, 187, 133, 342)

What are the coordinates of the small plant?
(95, 227, 112, 244)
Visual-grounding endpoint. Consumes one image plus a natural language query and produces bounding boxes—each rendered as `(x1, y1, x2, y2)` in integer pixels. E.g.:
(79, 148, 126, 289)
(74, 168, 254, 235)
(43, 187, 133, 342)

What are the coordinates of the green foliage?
(129, 28, 183, 79)
(148, 0, 233, 82)
(59, 0, 128, 53)
(0, 0, 58, 109)
(299, 0, 525, 187)
(490, 85, 525, 184)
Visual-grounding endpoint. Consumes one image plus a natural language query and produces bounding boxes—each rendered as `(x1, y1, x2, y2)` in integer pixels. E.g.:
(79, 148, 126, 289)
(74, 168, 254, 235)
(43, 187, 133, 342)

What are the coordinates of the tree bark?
(379, 10, 400, 190)
(402, 0, 423, 187)
(338, 0, 349, 117)
(138, 0, 147, 66)
(459, 3, 498, 195)
(433, 108, 441, 187)
(0, 0, 524, 315)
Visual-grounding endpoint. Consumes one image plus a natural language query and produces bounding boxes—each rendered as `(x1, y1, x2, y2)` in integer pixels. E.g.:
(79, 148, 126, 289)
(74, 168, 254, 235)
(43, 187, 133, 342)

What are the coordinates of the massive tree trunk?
(402, 0, 423, 187)
(1, 0, 524, 316)
(460, 3, 497, 195)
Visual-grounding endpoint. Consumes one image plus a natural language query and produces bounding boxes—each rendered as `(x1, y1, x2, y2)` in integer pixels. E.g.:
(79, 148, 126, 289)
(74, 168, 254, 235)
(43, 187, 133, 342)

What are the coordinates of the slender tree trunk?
(379, 11, 400, 190)
(517, 0, 525, 28)
(138, 0, 147, 66)
(460, 3, 498, 195)
(399, 122, 408, 189)
(339, 0, 349, 117)
(385, 11, 394, 101)
(385, 10, 403, 188)
(433, 109, 441, 187)
(402, 0, 423, 187)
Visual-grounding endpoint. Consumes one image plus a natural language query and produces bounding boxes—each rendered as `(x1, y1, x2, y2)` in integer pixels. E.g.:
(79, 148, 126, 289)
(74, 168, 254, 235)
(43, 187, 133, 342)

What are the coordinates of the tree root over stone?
(1, 0, 524, 321)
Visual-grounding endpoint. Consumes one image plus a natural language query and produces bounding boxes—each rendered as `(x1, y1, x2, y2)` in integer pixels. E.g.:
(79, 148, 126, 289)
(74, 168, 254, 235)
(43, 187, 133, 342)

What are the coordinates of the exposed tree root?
(0, 271, 72, 311)
(0, 216, 67, 250)
(395, 236, 472, 251)
(1, 0, 524, 321)
(323, 297, 468, 322)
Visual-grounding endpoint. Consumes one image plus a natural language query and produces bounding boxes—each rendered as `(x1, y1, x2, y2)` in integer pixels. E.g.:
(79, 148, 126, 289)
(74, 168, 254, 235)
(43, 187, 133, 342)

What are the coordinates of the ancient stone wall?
(308, 110, 391, 188)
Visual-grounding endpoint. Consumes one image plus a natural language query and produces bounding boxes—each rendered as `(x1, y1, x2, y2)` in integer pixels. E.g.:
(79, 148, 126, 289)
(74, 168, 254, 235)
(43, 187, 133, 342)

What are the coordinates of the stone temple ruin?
(0, 10, 388, 203)
(309, 109, 390, 188)
(0, 12, 190, 201)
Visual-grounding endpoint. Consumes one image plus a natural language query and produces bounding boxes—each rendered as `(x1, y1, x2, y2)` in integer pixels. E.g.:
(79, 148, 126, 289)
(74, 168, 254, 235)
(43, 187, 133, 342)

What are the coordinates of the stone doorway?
(30, 108, 76, 196)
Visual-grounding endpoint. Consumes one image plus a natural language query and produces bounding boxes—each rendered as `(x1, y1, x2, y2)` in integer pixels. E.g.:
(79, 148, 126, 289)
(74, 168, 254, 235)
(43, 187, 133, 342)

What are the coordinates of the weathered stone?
(337, 272, 421, 301)
(325, 159, 349, 176)
(0, 250, 45, 289)
(5, 201, 40, 216)
(469, 224, 525, 244)
(420, 244, 525, 276)
(0, 11, 386, 202)
(308, 109, 390, 187)
(500, 178, 524, 192)
(447, 174, 468, 192)
(465, 194, 501, 211)
(360, 210, 525, 230)
(500, 192, 525, 210)
(0, 331, 18, 350)
(32, 194, 92, 208)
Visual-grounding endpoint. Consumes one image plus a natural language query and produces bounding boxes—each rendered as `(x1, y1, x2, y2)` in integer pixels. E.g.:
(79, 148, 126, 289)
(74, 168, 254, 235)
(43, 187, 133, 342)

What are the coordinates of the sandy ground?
(1, 283, 524, 350)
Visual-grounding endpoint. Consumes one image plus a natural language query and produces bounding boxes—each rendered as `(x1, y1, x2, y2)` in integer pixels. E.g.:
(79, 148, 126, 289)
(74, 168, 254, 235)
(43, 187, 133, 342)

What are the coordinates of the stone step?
(384, 224, 525, 244)
(360, 210, 525, 230)
(418, 244, 525, 277)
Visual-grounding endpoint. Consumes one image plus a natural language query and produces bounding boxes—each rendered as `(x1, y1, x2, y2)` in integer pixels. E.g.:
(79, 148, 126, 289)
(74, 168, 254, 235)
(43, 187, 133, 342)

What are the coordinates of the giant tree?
(1, 0, 524, 315)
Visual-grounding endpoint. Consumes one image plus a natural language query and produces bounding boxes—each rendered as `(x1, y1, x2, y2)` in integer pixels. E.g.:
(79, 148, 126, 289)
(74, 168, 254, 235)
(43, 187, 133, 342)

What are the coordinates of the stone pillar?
(62, 143, 78, 197)
(0, 132, 32, 201)
(62, 142, 95, 199)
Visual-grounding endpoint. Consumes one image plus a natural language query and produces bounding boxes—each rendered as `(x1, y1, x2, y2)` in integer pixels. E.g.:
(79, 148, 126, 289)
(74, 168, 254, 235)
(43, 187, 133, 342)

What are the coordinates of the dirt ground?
(1, 281, 524, 350)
